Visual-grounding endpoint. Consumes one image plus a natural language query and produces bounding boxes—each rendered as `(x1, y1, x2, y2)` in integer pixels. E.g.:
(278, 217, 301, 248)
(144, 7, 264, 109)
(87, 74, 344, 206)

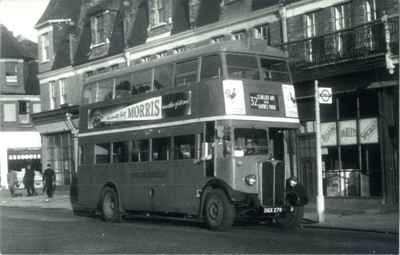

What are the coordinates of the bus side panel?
(121, 162, 151, 211)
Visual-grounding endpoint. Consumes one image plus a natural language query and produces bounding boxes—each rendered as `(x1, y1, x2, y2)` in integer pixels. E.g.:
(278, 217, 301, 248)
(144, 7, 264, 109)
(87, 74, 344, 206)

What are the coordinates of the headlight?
(245, 175, 257, 186)
(288, 177, 297, 187)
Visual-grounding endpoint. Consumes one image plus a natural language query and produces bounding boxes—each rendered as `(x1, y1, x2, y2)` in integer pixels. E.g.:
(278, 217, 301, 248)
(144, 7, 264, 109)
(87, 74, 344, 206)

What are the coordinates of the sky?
(0, 0, 50, 42)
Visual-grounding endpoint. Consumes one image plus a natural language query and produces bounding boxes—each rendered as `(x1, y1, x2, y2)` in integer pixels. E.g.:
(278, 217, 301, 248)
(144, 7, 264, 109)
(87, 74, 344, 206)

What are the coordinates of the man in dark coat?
(24, 165, 36, 196)
(43, 163, 56, 201)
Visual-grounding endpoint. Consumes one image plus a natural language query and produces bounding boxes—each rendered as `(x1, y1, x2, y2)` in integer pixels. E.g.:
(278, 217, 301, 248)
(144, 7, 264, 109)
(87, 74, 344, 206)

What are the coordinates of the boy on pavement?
(43, 163, 56, 202)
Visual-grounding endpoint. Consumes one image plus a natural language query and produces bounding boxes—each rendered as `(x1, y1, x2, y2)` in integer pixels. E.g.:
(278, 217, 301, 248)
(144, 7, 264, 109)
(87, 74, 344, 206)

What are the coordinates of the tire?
(203, 189, 235, 231)
(276, 206, 304, 229)
(101, 187, 121, 222)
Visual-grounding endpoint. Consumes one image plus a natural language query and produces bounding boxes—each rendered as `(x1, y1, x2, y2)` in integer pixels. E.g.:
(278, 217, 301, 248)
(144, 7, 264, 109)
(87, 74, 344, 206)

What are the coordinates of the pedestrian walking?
(24, 165, 36, 196)
(7, 170, 18, 197)
(43, 163, 56, 202)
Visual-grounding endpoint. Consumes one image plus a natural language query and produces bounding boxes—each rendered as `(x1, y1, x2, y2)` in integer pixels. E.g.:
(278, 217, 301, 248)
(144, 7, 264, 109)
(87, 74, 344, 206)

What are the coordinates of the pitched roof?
(0, 25, 35, 60)
(36, 0, 83, 27)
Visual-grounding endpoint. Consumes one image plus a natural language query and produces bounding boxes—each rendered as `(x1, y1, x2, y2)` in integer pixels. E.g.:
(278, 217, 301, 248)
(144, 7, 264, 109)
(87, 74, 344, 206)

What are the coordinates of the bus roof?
(85, 39, 288, 84)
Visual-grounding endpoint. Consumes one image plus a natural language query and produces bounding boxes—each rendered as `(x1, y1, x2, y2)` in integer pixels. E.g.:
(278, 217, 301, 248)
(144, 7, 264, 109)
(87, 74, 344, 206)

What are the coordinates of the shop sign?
(320, 118, 379, 146)
(223, 80, 246, 115)
(321, 122, 337, 146)
(282, 84, 298, 118)
(249, 93, 278, 111)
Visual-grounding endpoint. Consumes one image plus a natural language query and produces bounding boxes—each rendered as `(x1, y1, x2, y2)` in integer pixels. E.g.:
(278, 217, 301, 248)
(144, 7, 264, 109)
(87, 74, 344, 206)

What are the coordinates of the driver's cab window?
(234, 128, 268, 156)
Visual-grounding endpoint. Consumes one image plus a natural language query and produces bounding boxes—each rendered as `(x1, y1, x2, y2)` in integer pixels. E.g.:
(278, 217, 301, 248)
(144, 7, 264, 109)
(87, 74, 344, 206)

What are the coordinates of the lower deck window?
(95, 143, 110, 163)
(113, 141, 129, 163)
(152, 137, 171, 160)
(131, 140, 149, 162)
(174, 135, 195, 159)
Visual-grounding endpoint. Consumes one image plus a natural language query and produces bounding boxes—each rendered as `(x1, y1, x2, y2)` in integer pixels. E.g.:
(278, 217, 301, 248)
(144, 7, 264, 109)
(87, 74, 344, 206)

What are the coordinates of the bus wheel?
(101, 187, 120, 222)
(203, 189, 235, 231)
(276, 206, 304, 229)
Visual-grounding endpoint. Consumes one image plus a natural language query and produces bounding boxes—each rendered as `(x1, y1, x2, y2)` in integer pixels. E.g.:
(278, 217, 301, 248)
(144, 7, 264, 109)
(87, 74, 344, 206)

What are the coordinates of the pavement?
(0, 186, 398, 234)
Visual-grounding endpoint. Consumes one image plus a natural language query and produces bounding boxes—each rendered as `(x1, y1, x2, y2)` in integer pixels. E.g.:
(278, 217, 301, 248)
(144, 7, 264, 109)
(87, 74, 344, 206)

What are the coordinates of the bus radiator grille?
(261, 161, 285, 207)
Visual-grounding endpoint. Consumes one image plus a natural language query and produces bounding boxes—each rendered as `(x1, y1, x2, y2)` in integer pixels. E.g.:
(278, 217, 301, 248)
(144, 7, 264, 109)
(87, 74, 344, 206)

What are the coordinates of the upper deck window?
(201, 55, 222, 80)
(175, 59, 199, 86)
(132, 69, 152, 94)
(154, 64, 173, 90)
(260, 58, 290, 83)
(115, 75, 131, 99)
(226, 54, 259, 80)
(97, 79, 114, 102)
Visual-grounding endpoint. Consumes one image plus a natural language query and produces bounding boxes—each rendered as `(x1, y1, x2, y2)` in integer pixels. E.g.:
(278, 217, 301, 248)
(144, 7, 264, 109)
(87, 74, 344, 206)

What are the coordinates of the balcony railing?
(283, 18, 398, 69)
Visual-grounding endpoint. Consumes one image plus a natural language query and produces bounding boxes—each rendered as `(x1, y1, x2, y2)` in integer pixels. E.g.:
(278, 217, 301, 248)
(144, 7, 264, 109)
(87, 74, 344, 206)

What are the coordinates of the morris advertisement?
(88, 92, 191, 129)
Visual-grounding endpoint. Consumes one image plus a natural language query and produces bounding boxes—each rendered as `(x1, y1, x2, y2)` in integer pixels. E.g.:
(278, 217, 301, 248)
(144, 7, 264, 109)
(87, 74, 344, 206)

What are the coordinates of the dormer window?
(90, 13, 106, 47)
(152, 0, 167, 26)
(39, 32, 50, 62)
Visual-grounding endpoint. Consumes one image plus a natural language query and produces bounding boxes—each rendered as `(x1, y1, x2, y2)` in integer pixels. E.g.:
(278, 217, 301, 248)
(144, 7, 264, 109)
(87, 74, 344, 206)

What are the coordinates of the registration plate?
(264, 207, 283, 214)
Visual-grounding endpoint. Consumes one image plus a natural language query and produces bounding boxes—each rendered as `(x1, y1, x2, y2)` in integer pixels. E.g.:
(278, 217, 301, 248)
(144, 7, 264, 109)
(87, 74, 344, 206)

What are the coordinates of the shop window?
(338, 95, 357, 120)
(320, 98, 337, 122)
(359, 93, 378, 118)
(201, 55, 222, 80)
(174, 135, 195, 159)
(115, 75, 131, 99)
(152, 137, 171, 161)
(113, 141, 129, 163)
(95, 143, 110, 164)
(175, 59, 198, 86)
(132, 69, 152, 94)
(154, 64, 173, 90)
(3, 103, 17, 122)
(131, 140, 149, 162)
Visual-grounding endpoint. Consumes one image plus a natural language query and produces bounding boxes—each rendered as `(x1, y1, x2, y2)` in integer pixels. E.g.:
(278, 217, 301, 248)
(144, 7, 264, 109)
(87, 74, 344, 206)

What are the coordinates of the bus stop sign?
(318, 87, 332, 104)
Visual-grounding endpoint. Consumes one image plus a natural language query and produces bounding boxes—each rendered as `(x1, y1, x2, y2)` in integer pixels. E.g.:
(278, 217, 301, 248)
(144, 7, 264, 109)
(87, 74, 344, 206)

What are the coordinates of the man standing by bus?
(43, 164, 56, 202)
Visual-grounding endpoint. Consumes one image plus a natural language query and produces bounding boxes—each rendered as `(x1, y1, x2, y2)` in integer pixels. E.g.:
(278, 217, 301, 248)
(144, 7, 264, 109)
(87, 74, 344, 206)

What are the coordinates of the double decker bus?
(71, 39, 308, 230)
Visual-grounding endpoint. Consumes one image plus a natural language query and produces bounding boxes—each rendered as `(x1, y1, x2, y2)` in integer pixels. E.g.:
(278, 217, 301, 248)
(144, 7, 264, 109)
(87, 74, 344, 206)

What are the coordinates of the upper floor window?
(3, 103, 17, 122)
(152, 0, 167, 26)
(18, 101, 30, 124)
(253, 24, 270, 43)
(59, 79, 67, 105)
(49, 81, 56, 110)
(5, 62, 18, 83)
(90, 13, 106, 46)
(39, 33, 50, 62)
(304, 13, 316, 38)
(333, 5, 346, 31)
(232, 30, 247, 41)
(32, 103, 41, 113)
(364, 0, 376, 22)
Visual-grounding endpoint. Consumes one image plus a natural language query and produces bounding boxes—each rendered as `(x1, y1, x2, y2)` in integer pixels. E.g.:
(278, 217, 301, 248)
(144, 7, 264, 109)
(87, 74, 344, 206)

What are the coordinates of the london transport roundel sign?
(318, 87, 332, 104)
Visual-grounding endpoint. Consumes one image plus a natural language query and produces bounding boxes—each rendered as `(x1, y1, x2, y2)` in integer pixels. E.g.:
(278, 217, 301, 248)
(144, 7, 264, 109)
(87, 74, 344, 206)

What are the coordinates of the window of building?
(152, 0, 167, 26)
(132, 69, 152, 94)
(156, 51, 168, 59)
(332, 5, 347, 54)
(95, 143, 111, 164)
(201, 55, 222, 80)
(49, 81, 56, 109)
(152, 137, 171, 161)
(18, 101, 29, 124)
(232, 30, 247, 41)
(59, 79, 67, 105)
(141, 55, 152, 63)
(5, 62, 18, 83)
(253, 24, 270, 43)
(32, 103, 41, 113)
(364, 0, 376, 22)
(90, 13, 106, 46)
(304, 13, 316, 62)
(40, 32, 50, 62)
(210, 35, 224, 44)
(173, 46, 186, 54)
(174, 135, 195, 159)
(112, 141, 129, 163)
(131, 139, 149, 162)
(175, 59, 199, 86)
(3, 103, 17, 122)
